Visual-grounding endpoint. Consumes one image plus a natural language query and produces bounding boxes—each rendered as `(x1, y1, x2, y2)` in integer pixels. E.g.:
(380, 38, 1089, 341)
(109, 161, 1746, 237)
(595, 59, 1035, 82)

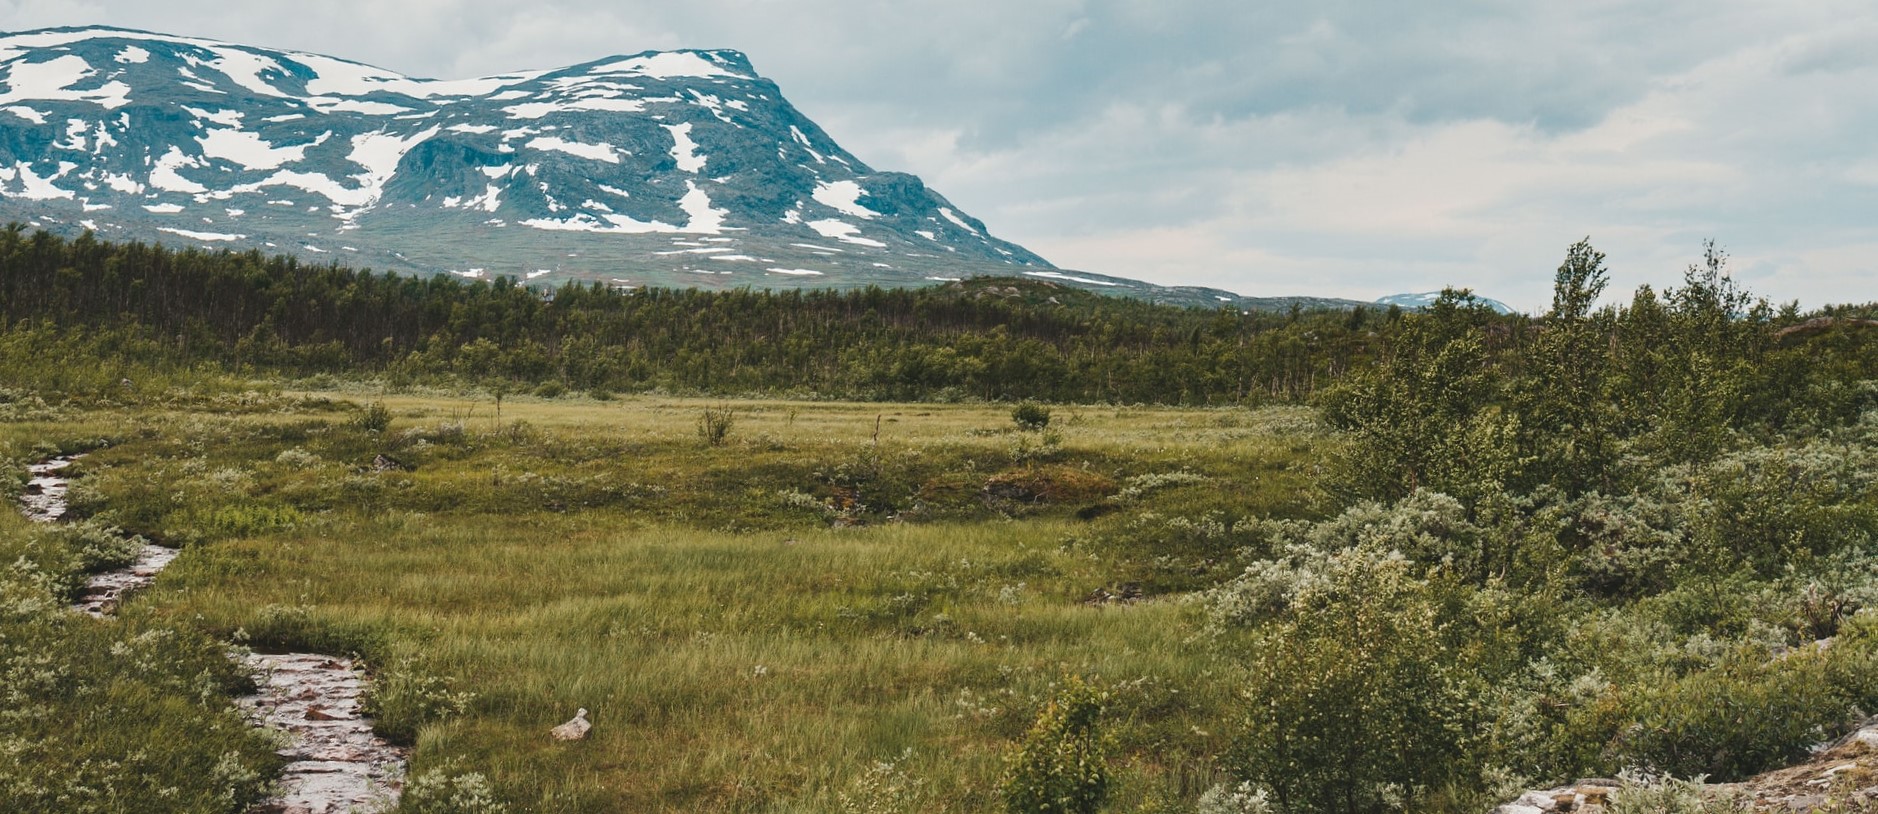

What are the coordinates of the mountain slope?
(0, 26, 1059, 291)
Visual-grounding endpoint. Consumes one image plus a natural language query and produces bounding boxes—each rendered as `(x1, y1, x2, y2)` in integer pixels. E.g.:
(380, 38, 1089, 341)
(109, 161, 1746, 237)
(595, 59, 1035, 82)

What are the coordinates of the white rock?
(551, 708, 591, 741)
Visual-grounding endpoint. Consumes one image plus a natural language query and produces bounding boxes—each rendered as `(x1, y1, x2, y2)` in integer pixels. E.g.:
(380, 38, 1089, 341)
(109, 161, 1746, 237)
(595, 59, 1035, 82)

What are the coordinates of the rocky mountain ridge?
(0, 26, 1510, 312)
(0, 26, 1056, 289)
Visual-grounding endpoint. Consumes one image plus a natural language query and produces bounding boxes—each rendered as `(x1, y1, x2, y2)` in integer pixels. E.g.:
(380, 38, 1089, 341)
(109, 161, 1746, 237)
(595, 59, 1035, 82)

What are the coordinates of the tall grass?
(7, 394, 1316, 812)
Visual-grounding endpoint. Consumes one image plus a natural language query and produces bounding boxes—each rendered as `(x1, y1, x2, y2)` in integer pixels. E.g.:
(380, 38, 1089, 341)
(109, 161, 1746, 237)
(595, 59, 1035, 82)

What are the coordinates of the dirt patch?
(982, 465, 1117, 504)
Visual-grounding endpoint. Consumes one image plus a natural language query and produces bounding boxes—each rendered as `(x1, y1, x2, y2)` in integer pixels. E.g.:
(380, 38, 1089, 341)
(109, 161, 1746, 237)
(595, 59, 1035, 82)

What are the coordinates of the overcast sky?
(6, 1, 1877, 310)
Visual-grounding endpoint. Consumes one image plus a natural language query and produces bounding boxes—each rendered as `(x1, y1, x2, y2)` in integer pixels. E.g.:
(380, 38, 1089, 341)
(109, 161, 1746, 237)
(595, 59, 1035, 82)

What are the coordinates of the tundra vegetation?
(2, 231, 1877, 813)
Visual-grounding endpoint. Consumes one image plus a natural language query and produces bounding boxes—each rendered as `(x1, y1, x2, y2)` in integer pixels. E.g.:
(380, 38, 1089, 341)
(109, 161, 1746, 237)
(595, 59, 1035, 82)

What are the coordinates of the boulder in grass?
(551, 708, 591, 741)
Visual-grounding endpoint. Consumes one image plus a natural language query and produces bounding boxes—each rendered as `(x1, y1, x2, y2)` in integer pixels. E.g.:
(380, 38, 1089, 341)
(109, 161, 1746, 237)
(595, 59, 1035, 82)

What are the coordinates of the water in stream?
(18, 454, 407, 813)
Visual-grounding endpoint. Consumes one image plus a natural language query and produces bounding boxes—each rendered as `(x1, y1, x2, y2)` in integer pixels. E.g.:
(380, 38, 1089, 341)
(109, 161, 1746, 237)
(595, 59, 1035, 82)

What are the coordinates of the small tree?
(1318, 307, 1518, 506)
(1001, 677, 1109, 814)
(1511, 238, 1621, 494)
(698, 405, 735, 447)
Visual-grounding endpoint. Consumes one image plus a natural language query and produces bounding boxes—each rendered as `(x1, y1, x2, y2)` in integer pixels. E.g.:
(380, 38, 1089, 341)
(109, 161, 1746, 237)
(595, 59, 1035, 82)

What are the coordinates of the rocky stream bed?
(19, 454, 408, 814)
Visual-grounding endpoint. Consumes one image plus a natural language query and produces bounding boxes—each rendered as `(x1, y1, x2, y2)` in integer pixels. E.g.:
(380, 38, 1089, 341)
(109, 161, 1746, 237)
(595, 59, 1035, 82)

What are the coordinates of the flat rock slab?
(240, 653, 407, 814)
(1491, 783, 1616, 813)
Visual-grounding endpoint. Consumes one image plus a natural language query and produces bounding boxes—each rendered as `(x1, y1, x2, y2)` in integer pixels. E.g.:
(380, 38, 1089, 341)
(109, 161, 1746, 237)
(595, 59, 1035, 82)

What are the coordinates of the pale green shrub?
(404, 762, 509, 814)
(837, 750, 929, 814)
(1000, 677, 1108, 814)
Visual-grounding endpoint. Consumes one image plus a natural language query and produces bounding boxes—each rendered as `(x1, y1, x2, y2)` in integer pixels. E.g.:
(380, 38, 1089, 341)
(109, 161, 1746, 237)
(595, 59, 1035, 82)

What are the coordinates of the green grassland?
(4, 391, 1323, 813)
(7, 237, 1878, 814)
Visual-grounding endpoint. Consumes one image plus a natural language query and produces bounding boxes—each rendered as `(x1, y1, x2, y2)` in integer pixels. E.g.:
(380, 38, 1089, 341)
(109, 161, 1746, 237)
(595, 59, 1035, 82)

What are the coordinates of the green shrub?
(1011, 402, 1052, 431)
(1608, 772, 1745, 814)
(353, 400, 391, 434)
(1196, 782, 1274, 814)
(403, 761, 509, 814)
(1611, 620, 1878, 782)
(361, 656, 475, 745)
(1000, 677, 1109, 814)
(53, 519, 144, 575)
(1217, 543, 1478, 813)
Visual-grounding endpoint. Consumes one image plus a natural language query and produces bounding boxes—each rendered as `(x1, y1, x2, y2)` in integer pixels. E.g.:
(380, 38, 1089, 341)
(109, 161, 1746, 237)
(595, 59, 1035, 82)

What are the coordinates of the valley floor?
(2, 390, 1318, 813)
(9, 384, 1878, 814)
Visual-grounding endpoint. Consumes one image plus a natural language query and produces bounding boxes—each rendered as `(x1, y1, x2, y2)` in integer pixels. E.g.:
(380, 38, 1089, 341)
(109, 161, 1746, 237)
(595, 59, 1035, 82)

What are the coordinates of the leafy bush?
(272, 446, 321, 469)
(1001, 677, 1109, 814)
(1221, 545, 1475, 814)
(1608, 772, 1745, 814)
(54, 519, 145, 575)
(1607, 615, 1878, 782)
(1196, 782, 1274, 814)
(1012, 402, 1053, 431)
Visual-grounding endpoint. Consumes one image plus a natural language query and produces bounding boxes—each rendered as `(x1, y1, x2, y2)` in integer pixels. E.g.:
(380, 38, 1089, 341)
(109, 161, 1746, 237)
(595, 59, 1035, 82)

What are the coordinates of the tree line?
(0, 226, 1390, 403)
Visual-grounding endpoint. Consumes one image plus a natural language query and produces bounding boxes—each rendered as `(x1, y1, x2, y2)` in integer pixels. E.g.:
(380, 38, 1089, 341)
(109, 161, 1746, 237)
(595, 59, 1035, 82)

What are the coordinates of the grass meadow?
(4, 389, 1324, 812)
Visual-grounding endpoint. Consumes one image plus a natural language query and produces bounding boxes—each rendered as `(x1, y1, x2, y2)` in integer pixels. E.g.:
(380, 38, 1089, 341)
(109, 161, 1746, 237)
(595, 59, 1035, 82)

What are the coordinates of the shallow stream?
(18, 454, 408, 814)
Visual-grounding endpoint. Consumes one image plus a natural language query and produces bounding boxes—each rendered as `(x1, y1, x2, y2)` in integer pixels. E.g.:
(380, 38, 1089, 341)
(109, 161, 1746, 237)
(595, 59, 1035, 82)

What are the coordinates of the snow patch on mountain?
(158, 226, 244, 241)
(150, 147, 208, 194)
(290, 51, 541, 99)
(0, 54, 131, 109)
(807, 219, 885, 248)
(526, 136, 624, 164)
(592, 52, 744, 81)
(937, 207, 979, 234)
(197, 128, 323, 170)
(665, 123, 704, 173)
(4, 160, 75, 199)
(812, 180, 878, 220)
(1027, 270, 1120, 287)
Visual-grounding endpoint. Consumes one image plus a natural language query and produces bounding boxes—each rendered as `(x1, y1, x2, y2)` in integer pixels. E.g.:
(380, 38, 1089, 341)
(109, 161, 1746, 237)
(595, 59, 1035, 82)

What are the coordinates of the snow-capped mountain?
(1376, 291, 1518, 315)
(0, 26, 1055, 289)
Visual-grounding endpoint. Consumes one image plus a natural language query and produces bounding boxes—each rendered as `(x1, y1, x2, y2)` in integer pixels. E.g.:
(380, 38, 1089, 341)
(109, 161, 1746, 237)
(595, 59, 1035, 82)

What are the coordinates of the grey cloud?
(3, 1, 1877, 308)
